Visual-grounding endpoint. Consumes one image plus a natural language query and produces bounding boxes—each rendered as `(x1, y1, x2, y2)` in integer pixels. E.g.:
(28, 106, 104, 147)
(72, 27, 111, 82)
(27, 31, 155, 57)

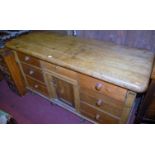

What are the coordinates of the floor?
(0, 80, 91, 124)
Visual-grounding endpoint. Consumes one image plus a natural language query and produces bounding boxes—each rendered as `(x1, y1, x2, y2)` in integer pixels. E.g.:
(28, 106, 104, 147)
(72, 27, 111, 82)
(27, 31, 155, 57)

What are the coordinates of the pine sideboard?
(5, 31, 154, 123)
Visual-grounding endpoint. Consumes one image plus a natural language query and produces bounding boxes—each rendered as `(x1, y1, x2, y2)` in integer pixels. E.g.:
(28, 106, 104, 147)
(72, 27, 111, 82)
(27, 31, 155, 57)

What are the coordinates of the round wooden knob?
(25, 56, 30, 61)
(34, 84, 38, 88)
(95, 114, 100, 120)
(29, 70, 34, 75)
(96, 99, 102, 106)
(95, 83, 103, 91)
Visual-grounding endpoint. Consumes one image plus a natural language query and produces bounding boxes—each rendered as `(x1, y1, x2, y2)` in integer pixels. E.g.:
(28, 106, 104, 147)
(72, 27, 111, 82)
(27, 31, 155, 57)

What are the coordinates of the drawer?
(80, 102, 119, 124)
(80, 89, 124, 117)
(41, 61, 78, 80)
(21, 63, 44, 83)
(26, 76, 49, 97)
(79, 73, 127, 102)
(17, 52, 40, 67)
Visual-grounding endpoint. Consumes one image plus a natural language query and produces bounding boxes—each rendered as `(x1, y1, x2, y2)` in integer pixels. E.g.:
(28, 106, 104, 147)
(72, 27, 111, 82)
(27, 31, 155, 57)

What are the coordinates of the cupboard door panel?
(53, 77, 75, 107)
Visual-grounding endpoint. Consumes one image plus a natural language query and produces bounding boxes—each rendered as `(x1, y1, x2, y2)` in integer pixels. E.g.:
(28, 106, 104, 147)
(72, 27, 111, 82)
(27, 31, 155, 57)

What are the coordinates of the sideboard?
(4, 31, 154, 123)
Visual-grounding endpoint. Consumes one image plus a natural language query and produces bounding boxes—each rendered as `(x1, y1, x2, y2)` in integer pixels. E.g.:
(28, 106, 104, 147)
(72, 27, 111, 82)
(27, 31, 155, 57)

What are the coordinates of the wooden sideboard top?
(5, 31, 154, 93)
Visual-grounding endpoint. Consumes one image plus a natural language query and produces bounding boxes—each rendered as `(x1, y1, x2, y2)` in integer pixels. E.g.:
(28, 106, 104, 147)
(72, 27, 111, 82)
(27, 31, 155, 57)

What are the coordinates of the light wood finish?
(41, 60, 78, 80)
(79, 73, 127, 102)
(0, 48, 26, 96)
(80, 88, 124, 117)
(21, 63, 44, 83)
(120, 91, 136, 123)
(6, 32, 154, 93)
(53, 77, 74, 106)
(80, 102, 119, 123)
(26, 76, 49, 97)
(17, 52, 40, 67)
(5, 32, 152, 123)
(45, 72, 80, 111)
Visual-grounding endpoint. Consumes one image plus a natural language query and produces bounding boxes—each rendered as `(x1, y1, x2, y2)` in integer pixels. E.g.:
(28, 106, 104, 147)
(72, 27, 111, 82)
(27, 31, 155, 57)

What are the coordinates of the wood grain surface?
(5, 31, 155, 93)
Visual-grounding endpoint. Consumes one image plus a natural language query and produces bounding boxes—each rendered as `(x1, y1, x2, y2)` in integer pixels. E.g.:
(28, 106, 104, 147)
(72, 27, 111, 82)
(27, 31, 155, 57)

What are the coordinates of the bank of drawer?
(26, 76, 49, 97)
(79, 73, 127, 102)
(80, 102, 119, 124)
(41, 61, 78, 80)
(80, 89, 124, 117)
(18, 52, 40, 67)
(21, 63, 44, 83)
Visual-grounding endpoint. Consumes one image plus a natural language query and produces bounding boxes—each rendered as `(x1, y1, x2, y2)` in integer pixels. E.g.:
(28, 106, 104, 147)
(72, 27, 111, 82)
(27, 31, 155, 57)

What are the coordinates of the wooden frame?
(1, 49, 26, 96)
(14, 50, 137, 124)
(120, 91, 136, 123)
(43, 70, 80, 112)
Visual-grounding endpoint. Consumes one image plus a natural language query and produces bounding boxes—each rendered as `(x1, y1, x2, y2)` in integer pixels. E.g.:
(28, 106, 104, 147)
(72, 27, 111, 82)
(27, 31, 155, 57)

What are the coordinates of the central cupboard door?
(53, 77, 74, 106)
(45, 72, 80, 111)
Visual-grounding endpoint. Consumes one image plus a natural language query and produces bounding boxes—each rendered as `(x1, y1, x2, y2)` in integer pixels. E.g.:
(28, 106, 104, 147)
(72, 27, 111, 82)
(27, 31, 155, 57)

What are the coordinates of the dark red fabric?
(0, 80, 90, 124)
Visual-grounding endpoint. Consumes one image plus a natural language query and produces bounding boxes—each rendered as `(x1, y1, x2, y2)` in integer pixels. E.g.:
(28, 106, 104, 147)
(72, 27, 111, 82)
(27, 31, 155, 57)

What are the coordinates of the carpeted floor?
(0, 80, 91, 124)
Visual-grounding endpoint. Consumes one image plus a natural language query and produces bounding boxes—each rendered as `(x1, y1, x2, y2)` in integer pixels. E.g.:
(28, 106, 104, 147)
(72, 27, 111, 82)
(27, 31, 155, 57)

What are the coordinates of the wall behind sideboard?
(75, 30, 155, 52)
(51, 30, 155, 52)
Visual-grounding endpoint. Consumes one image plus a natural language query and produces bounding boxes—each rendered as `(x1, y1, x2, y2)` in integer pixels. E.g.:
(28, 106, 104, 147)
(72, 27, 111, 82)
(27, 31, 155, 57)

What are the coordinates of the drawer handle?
(34, 84, 39, 88)
(29, 70, 34, 75)
(96, 99, 103, 106)
(95, 83, 103, 91)
(25, 56, 30, 61)
(95, 114, 100, 120)
(55, 66, 59, 69)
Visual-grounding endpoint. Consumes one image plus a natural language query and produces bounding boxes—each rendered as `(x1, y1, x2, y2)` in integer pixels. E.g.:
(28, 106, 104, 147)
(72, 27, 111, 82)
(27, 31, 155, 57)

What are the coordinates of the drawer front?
(26, 76, 49, 96)
(80, 89, 124, 117)
(21, 63, 44, 83)
(79, 73, 127, 102)
(80, 102, 119, 124)
(18, 52, 40, 67)
(41, 61, 78, 80)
